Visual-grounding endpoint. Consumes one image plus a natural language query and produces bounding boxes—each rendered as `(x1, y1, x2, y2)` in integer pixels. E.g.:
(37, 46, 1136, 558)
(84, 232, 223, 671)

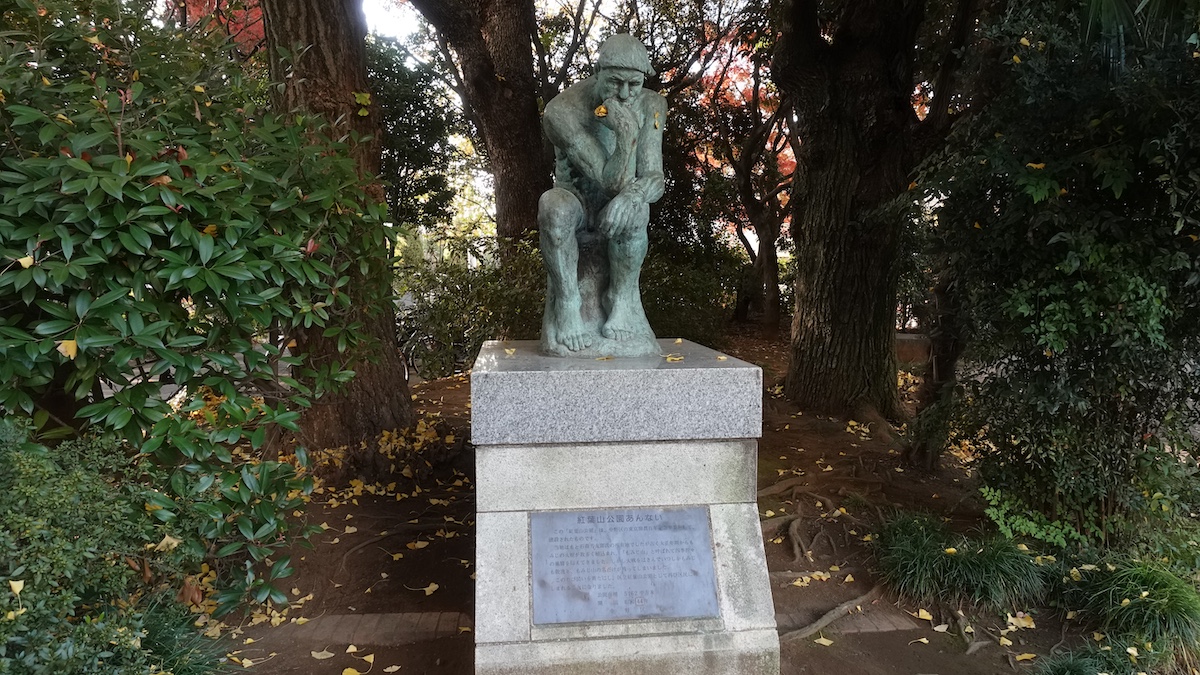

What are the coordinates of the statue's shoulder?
(545, 78, 594, 120)
(642, 88, 667, 111)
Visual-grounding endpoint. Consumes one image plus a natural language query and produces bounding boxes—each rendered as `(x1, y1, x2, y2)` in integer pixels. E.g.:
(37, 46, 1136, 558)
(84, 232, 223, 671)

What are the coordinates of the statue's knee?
(539, 189, 582, 241)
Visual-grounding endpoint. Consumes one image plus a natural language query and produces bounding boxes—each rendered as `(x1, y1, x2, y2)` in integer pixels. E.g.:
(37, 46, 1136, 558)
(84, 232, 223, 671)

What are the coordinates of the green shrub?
(1060, 558, 1200, 662)
(916, 0, 1200, 545)
(875, 513, 1047, 612)
(396, 237, 543, 379)
(1, 0, 371, 610)
(0, 419, 226, 674)
(641, 246, 741, 347)
(1034, 648, 1135, 675)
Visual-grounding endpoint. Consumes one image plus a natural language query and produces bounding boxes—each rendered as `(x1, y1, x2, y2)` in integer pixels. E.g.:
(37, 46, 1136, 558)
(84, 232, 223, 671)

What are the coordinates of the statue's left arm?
(600, 93, 666, 236)
(627, 93, 667, 204)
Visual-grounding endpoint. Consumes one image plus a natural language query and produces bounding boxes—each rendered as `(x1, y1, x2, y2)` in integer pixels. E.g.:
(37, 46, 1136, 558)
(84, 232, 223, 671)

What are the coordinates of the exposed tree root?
(789, 517, 811, 565)
(758, 476, 808, 498)
(779, 585, 882, 641)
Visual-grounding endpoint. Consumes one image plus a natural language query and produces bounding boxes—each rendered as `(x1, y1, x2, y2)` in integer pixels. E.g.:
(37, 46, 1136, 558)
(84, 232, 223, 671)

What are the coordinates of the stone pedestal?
(471, 339, 779, 675)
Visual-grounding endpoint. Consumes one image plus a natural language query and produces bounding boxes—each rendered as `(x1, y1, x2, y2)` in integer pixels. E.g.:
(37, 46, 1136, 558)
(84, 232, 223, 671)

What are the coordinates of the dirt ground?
(231, 332, 1071, 674)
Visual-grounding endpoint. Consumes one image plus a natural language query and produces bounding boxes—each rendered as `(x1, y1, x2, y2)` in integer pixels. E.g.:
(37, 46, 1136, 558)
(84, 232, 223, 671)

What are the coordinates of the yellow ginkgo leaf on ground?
(391, 552, 404, 561)
(813, 636, 834, 646)
(342, 669, 363, 675)
(843, 574, 855, 584)
(933, 624, 949, 632)
(361, 654, 375, 664)
(154, 534, 182, 552)
(294, 617, 309, 625)
(1016, 654, 1038, 661)
(909, 638, 929, 645)
(344, 526, 358, 534)
(346, 645, 359, 653)
(999, 637, 1013, 647)
(16, 256, 33, 269)
(311, 650, 335, 660)
(915, 608, 933, 621)
(458, 626, 472, 634)
(406, 541, 429, 550)
(405, 582, 440, 596)
(384, 667, 402, 673)
(9, 580, 24, 596)
(56, 340, 78, 360)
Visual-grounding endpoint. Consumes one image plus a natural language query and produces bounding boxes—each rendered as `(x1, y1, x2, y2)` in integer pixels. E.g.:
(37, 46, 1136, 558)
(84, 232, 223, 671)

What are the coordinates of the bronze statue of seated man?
(538, 34, 666, 358)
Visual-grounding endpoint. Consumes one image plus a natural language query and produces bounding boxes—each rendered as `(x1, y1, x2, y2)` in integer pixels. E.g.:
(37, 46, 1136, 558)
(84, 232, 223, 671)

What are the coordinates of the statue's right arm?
(545, 104, 632, 198)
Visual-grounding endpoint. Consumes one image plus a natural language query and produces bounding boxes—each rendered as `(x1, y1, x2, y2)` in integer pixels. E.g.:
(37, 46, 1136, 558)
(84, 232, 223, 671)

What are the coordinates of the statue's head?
(594, 34, 654, 104)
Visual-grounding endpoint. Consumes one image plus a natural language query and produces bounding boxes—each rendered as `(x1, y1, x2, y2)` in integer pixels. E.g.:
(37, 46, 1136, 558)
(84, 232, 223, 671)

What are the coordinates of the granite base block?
(476, 439, 757, 512)
(471, 339, 761, 445)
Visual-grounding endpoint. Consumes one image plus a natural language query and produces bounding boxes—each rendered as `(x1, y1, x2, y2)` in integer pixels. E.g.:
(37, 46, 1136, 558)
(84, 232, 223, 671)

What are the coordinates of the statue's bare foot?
(602, 305, 642, 342)
(558, 316, 594, 352)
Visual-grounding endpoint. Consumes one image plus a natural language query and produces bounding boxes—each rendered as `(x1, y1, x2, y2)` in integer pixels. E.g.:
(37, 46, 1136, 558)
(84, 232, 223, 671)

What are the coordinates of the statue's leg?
(601, 202, 651, 341)
(539, 188, 593, 352)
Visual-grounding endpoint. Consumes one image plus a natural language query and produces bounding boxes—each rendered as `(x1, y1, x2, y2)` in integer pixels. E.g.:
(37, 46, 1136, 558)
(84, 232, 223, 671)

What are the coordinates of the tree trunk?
(409, 0, 552, 244)
(260, 0, 414, 472)
(773, 0, 924, 418)
(754, 215, 783, 335)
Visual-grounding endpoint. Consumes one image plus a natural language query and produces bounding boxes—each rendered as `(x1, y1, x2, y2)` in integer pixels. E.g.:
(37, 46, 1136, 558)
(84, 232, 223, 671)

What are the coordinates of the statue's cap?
(596, 34, 655, 77)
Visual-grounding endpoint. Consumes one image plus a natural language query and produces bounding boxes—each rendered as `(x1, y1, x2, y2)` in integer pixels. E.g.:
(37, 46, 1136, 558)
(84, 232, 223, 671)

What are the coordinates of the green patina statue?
(539, 34, 666, 358)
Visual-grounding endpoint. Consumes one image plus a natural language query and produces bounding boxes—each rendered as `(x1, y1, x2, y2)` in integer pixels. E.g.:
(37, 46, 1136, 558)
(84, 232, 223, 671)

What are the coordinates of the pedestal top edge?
(472, 339, 760, 376)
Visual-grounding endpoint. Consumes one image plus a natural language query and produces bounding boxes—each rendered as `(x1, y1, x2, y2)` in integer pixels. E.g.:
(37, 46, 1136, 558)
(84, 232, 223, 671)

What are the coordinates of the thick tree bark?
(260, 0, 413, 471)
(773, 0, 925, 418)
(409, 0, 552, 243)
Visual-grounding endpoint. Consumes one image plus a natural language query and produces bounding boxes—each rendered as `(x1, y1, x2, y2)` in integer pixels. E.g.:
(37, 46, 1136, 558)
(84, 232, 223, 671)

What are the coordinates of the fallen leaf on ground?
(1016, 654, 1037, 661)
(909, 638, 929, 645)
(346, 645, 359, 653)
(813, 636, 834, 646)
(999, 637, 1013, 646)
(406, 541, 429, 550)
(933, 624, 949, 632)
(311, 650, 335, 660)
(384, 667, 402, 673)
(914, 609, 933, 621)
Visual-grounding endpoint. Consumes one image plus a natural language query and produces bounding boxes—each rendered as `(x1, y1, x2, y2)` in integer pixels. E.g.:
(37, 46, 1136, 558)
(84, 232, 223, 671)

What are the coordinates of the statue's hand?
(599, 190, 642, 237)
(598, 98, 638, 139)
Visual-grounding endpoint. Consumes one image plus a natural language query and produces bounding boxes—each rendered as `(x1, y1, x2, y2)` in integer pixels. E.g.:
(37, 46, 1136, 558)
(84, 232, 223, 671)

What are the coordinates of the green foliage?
(1034, 648, 1135, 675)
(1060, 558, 1200, 662)
(875, 513, 1047, 612)
(365, 35, 457, 230)
(396, 236, 740, 378)
(0, 419, 226, 674)
(0, 0, 389, 612)
(397, 238, 543, 379)
(641, 246, 742, 347)
(916, 0, 1200, 544)
(980, 486, 1089, 549)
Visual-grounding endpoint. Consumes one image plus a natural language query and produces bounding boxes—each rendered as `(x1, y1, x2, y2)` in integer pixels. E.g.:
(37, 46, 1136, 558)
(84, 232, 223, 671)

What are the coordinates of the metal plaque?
(529, 506, 720, 624)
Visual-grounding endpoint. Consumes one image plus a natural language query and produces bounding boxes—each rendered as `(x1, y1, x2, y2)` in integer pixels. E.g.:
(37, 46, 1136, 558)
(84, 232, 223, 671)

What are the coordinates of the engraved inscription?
(530, 506, 720, 624)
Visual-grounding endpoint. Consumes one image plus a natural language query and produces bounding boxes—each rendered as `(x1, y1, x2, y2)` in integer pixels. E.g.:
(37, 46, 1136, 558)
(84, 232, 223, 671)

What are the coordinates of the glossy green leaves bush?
(1, 0, 393, 612)
(917, 0, 1200, 543)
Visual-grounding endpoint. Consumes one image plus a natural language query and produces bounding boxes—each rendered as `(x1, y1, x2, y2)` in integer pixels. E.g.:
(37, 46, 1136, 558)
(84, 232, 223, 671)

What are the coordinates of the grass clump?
(876, 512, 1046, 612)
(1059, 558, 1200, 668)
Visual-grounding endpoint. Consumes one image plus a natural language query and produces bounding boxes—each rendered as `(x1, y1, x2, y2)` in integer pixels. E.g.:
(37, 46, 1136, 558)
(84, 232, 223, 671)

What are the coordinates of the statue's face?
(595, 67, 644, 104)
